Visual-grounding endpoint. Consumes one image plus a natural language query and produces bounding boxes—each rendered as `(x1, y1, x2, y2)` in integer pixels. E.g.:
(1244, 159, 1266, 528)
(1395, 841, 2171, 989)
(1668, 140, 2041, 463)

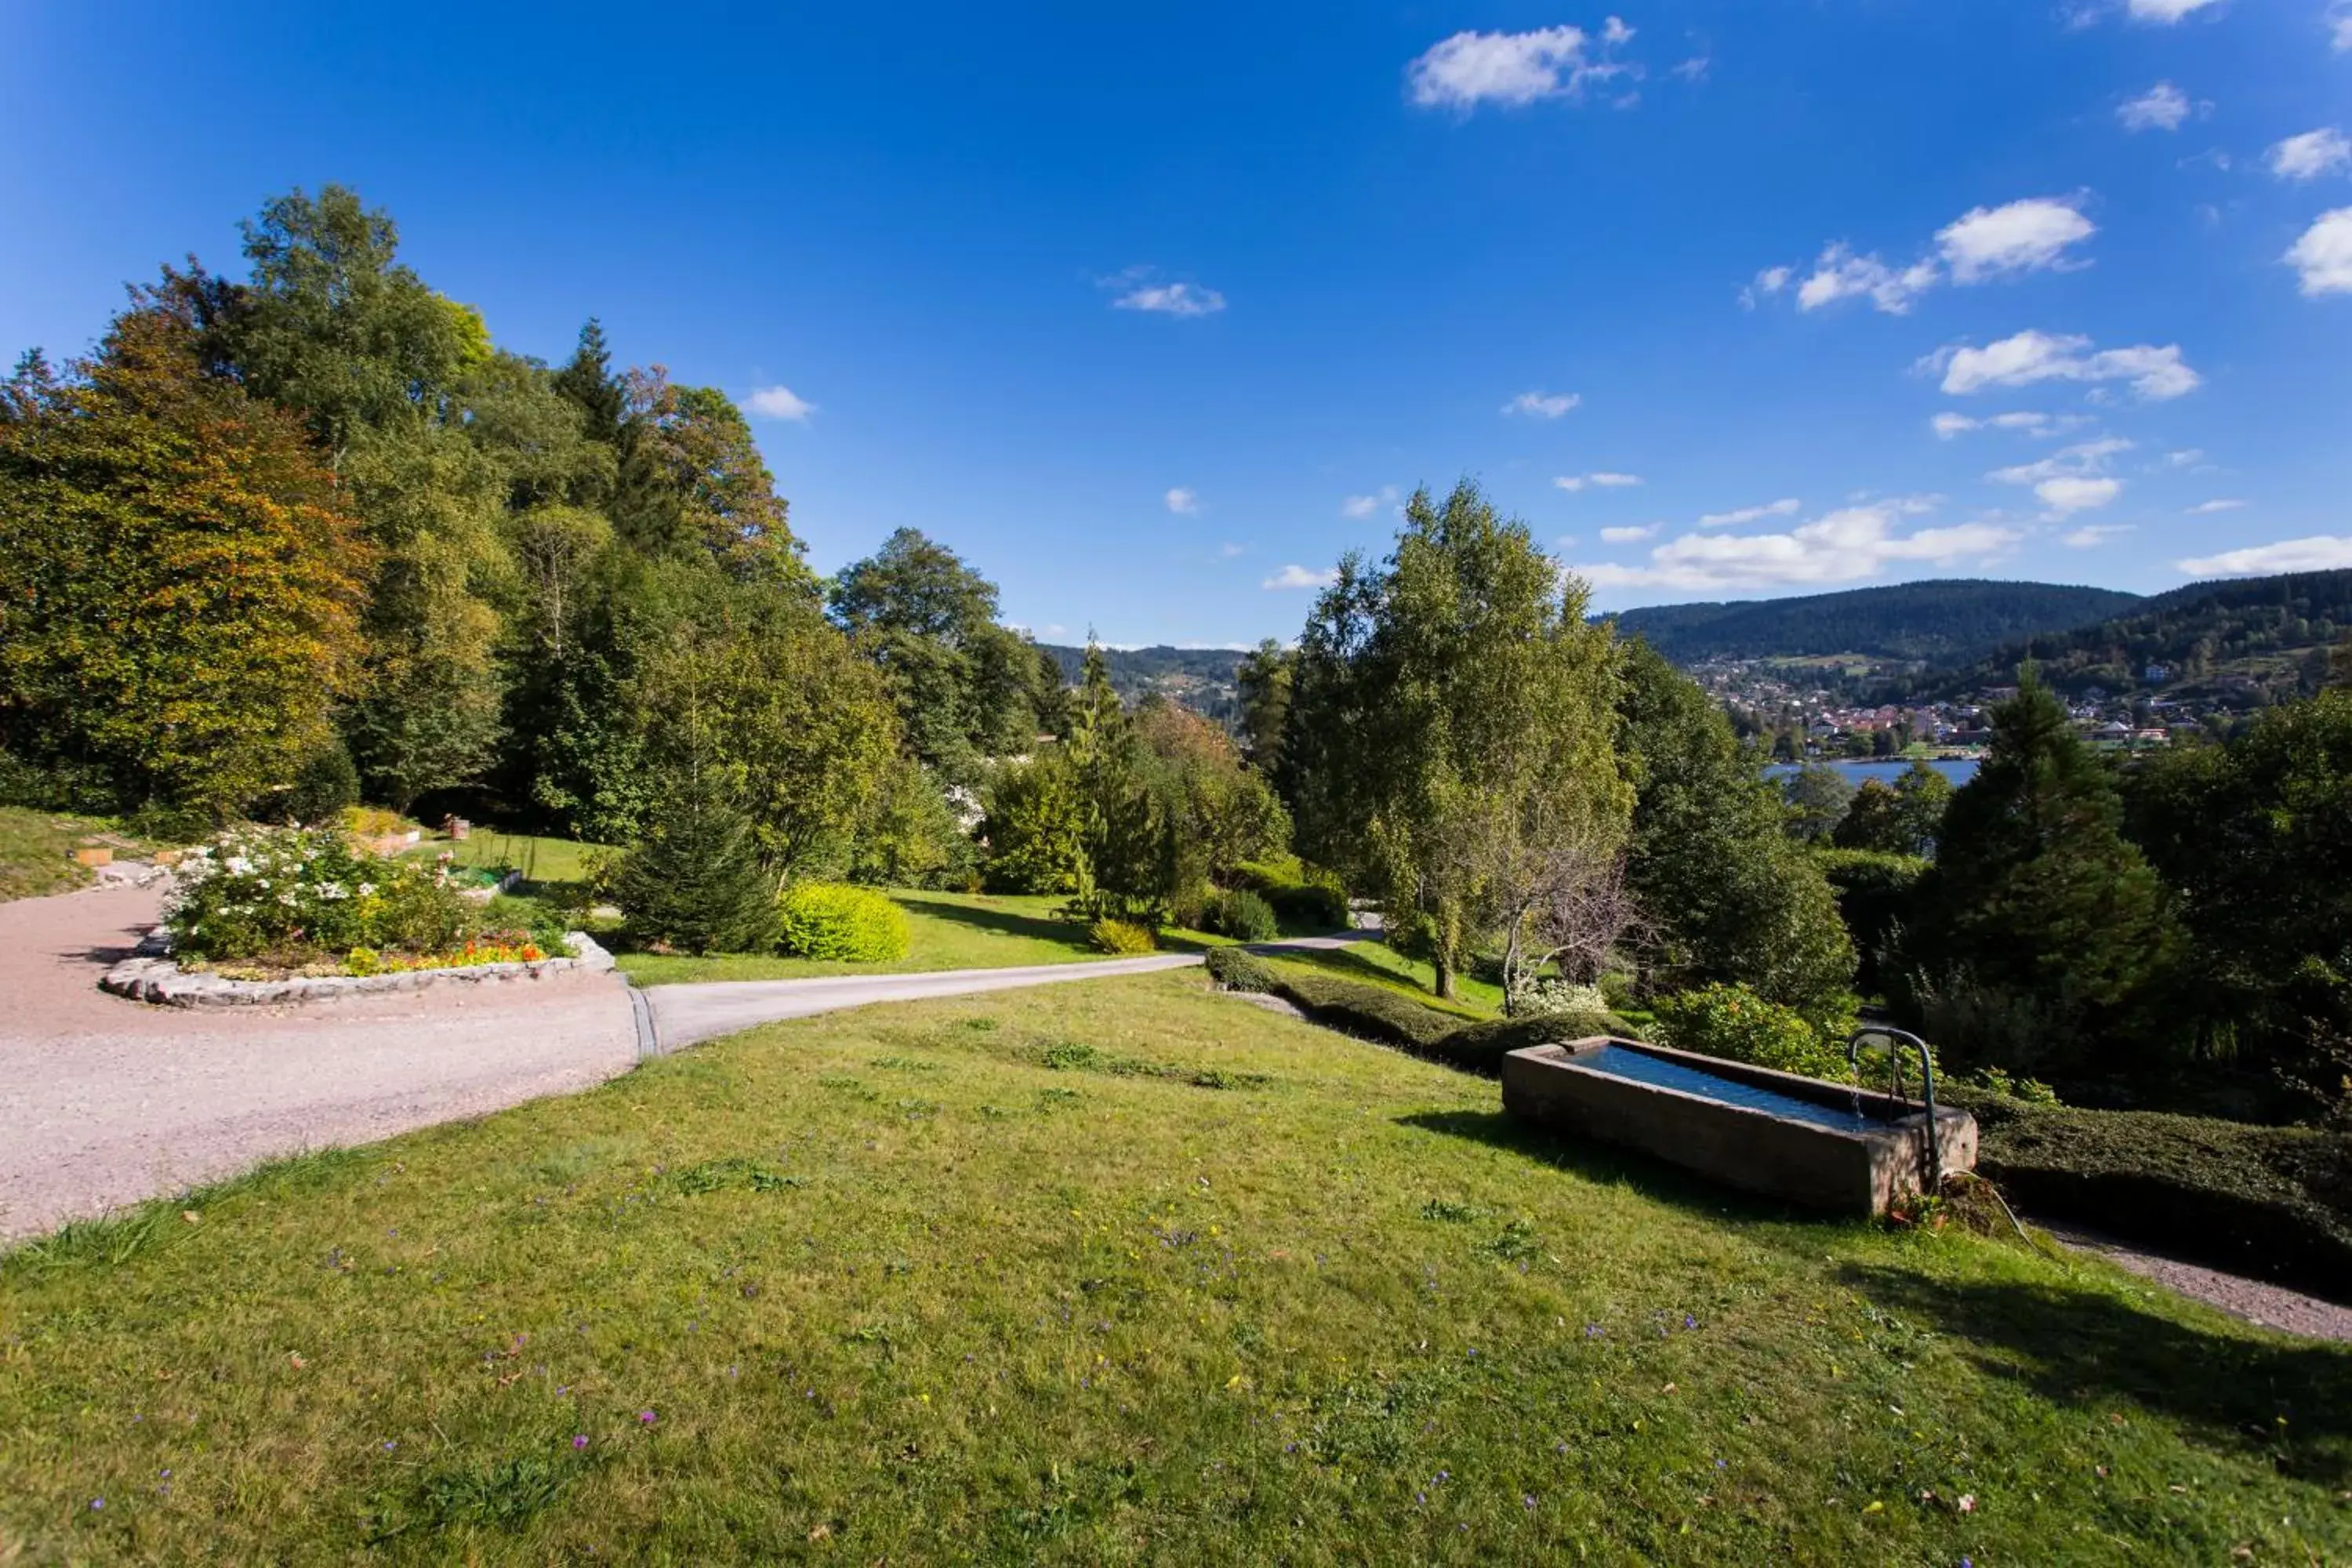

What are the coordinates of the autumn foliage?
(0, 299, 370, 816)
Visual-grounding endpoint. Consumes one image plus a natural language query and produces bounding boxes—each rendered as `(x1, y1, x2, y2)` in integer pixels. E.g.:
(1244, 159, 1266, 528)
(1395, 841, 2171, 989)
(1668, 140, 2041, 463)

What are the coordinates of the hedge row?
(1204, 947, 1635, 1078)
(1941, 1083, 2352, 1303)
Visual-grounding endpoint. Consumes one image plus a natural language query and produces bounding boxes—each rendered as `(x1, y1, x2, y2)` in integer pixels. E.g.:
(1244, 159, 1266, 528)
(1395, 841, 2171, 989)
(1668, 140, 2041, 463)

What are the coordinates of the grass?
(399, 830, 606, 889)
(1262, 944, 1501, 1020)
(619, 889, 1230, 986)
(4, 972, 2347, 1563)
(0, 805, 146, 903)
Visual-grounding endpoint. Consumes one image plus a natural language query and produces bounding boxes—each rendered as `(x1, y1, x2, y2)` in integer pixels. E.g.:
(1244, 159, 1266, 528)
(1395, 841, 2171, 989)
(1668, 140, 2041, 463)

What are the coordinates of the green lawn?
(1262, 943, 1503, 1020)
(4, 971, 2345, 1563)
(400, 829, 606, 889)
(619, 889, 1231, 986)
(0, 806, 146, 903)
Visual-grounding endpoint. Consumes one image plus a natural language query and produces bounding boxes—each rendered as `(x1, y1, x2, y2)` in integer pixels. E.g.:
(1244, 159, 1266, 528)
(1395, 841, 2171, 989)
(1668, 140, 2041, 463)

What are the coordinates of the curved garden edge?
(100, 931, 615, 1007)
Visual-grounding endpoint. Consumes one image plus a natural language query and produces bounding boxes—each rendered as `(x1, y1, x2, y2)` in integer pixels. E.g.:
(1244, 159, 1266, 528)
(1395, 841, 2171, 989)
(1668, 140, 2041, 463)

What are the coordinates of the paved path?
(641, 954, 1204, 1051)
(635, 927, 1385, 1051)
(0, 882, 640, 1242)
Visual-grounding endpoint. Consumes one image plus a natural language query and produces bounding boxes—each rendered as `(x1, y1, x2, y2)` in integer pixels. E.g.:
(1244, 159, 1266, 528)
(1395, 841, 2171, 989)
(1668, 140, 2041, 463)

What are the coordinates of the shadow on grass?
(898, 895, 1098, 953)
(1395, 1107, 1829, 1229)
(1837, 1261, 2352, 1479)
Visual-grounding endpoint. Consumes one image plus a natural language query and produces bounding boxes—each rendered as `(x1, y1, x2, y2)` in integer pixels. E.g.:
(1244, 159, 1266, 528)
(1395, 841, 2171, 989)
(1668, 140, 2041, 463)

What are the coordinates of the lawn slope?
(2, 972, 2345, 1563)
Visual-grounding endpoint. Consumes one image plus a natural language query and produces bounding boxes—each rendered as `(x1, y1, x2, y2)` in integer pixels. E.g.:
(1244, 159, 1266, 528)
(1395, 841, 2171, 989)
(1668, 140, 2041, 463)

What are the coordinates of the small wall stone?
(102, 932, 616, 1008)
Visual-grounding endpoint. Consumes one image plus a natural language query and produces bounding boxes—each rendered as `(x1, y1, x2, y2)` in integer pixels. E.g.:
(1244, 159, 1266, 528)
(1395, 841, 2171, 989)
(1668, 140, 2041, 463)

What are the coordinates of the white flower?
(358, 883, 376, 897)
(224, 856, 253, 876)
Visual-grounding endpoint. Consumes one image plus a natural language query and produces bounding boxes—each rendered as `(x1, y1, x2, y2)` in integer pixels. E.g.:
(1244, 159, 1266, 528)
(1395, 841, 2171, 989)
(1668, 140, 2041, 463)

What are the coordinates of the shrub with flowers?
(166, 825, 479, 963)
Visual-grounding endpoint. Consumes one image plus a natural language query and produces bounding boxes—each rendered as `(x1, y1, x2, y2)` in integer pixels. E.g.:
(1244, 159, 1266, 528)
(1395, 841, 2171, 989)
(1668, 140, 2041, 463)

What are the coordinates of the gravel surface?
(0, 880, 638, 1242)
(2040, 1222, 2352, 1342)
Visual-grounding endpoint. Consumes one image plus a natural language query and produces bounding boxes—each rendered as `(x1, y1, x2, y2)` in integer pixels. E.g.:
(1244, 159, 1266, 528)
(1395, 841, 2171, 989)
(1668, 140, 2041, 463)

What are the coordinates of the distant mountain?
(1038, 643, 1247, 720)
(1606, 579, 2143, 666)
(1880, 569, 2352, 706)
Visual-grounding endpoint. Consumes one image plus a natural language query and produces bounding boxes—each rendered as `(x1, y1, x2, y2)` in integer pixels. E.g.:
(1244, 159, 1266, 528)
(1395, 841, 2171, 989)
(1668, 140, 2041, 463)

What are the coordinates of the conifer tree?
(1905, 667, 2172, 1073)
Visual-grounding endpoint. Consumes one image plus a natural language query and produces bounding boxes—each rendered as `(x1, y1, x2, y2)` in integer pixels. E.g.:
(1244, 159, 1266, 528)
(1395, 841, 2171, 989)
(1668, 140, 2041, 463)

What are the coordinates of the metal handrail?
(1848, 1026, 1941, 1190)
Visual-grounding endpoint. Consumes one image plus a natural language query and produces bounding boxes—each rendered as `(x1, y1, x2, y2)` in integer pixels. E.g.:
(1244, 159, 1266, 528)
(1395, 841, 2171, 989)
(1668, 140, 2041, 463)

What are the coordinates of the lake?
(1766, 757, 1980, 787)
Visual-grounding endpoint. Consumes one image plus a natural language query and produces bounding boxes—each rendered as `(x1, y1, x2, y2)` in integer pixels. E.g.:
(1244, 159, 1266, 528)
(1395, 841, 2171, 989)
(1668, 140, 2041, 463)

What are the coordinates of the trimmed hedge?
(775, 883, 909, 962)
(1438, 1009, 1638, 1075)
(1941, 1083, 2352, 1303)
(1232, 962, 1639, 1078)
(1205, 946, 1277, 993)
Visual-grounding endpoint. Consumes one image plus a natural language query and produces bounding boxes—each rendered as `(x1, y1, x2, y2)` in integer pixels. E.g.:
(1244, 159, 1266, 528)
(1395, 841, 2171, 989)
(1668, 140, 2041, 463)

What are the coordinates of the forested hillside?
(1608, 579, 2141, 665)
(1882, 570, 2352, 705)
(1038, 643, 1244, 718)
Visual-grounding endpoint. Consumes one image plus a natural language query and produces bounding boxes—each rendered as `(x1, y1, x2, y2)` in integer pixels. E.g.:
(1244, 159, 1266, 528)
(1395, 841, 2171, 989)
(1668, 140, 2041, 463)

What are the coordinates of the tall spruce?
(1904, 667, 2172, 1074)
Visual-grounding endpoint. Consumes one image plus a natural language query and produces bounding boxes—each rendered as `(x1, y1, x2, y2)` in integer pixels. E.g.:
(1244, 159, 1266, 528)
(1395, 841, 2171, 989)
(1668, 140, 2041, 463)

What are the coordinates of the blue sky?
(5, 1, 2350, 646)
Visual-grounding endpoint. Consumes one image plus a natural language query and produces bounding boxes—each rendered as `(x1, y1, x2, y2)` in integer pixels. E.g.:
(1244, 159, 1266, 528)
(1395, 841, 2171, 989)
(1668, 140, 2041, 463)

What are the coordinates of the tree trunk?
(1433, 948, 1457, 1001)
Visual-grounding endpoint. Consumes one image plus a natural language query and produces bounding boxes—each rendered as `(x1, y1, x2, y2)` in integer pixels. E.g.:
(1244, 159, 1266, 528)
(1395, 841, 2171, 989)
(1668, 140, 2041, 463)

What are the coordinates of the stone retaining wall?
(102, 931, 615, 1007)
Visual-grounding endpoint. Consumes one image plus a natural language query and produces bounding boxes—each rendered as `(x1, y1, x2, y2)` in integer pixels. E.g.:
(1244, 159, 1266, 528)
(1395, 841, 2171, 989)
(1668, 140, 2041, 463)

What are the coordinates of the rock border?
(102, 931, 615, 1008)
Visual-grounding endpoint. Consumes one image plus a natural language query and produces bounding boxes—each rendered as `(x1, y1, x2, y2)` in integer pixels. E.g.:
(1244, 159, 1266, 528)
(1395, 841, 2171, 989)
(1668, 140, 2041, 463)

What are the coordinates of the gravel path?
(0, 881, 638, 1242)
(2040, 1222, 2352, 1342)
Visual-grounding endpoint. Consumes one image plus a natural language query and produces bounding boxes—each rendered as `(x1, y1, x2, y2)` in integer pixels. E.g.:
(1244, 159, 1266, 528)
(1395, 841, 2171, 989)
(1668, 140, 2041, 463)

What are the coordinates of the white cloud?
(1739, 265, 1792, 309)
(1406, 23, 1635, 112)
(1557, 471, 1642, 491)
(2118, 82, 2193, 132)
(1766, 197, 2094, 315)
(2129, 0, 2222, 20)
(746, 385, 816, 421)
(2035, 476, 2123, 514)
(1936, 198, 2098, 282)
(1984, 437, 2132, 515)
(1697, 497, 1801, 528)
(1932, 410, 2085, 438)
(2332, 2, 2352, 50)
(2286, 208, 2352, 295)
(1795, 244, 1940, 314)
(1112, 278, 1225, 317)
(2187, 498, 2247, 513)
(1671, 56, 1710, 82)
(1341, 485, 1399, 519)
(2268, 128, 2352, 181)
(2165, 448, 2205, 468)
(1599, 524, 1660, 543)
(1262, 564, 1338, 590)
(1217, 542, 1246, 558)
(1928, 329, 2200, 401)
(1572, 498, 2016, 592)
(1504, 390, 1581, 419)
(2063, 524, 2135, 547)
(1164, 487, 1200, 515)
(1985, 437, 2134, 488)
(2178, 535, 2352, 576)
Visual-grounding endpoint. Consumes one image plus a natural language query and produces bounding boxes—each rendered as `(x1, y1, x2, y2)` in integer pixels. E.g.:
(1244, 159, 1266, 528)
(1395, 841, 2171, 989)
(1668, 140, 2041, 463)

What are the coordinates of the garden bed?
(102, 928, 614, 1007)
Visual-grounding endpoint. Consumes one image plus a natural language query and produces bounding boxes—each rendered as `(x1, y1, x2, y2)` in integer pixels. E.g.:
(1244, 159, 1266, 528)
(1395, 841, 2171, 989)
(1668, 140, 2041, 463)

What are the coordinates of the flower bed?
(102, 930, 614, 1008)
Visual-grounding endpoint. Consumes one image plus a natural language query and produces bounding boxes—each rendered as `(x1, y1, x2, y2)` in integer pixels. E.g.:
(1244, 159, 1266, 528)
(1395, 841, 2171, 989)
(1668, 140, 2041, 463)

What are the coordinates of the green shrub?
(775, 883, 909, 962)
(1207, 887, 1279, 943)
(1437, 1009, 1639, 1076)
(165, 825, 476, 961)
(1089, 918, 1157, 956)
(1263, 880, 1349, 932)
(277, 742, 360, 826)
(1816, 847, 1927, 996)
(1229, 856, 1306, 891)
(1205, 946, 1277, 993)
(1269, 971, 1460, 1053)
(1650, 983, 1851, 1081)
(1940, 1083, 2352, 1301)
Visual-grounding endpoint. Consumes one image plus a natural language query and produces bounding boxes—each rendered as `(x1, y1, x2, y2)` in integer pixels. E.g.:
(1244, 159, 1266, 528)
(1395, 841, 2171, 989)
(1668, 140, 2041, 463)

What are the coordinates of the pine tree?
(615, 760, 776, 955)
(553, 318, 623, 440)
(1906, 667, 2172, 1073)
